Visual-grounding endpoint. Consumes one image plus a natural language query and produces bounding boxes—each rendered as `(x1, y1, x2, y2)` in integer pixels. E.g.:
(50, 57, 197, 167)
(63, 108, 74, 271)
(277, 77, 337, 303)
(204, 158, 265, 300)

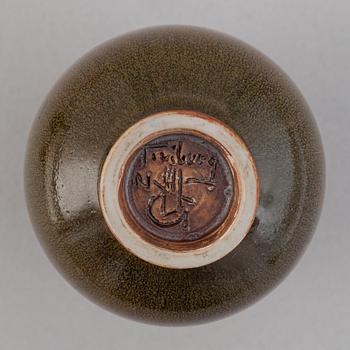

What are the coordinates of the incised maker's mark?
(123, 133, 235, 243)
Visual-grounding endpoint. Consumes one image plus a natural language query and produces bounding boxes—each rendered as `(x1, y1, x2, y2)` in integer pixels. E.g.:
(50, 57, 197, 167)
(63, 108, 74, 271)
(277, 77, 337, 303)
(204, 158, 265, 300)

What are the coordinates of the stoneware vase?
(25, 26, 325, 325)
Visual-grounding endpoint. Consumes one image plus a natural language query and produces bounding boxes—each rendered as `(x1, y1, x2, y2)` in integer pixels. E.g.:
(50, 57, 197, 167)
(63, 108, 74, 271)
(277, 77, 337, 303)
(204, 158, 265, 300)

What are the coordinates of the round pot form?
(25, 26, 324, 325)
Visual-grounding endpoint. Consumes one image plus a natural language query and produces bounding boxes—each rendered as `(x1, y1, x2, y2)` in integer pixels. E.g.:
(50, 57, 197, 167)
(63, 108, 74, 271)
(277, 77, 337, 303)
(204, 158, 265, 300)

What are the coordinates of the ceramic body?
(25, 26, 324, 325)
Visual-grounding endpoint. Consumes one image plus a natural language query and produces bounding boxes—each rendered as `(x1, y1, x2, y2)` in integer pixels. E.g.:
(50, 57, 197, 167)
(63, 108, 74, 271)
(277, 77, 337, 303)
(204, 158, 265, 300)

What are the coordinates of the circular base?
(99, 111, 258, 269)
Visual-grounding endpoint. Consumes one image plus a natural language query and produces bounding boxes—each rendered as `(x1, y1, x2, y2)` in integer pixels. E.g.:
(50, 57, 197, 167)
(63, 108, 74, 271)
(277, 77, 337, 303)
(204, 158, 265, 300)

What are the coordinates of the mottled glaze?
(25, 26, 324, 325)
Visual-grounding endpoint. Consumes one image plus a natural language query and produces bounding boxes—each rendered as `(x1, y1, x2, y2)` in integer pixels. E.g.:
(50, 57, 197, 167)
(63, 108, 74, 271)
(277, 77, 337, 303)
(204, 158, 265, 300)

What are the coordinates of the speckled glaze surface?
(25, 26, 324, 325)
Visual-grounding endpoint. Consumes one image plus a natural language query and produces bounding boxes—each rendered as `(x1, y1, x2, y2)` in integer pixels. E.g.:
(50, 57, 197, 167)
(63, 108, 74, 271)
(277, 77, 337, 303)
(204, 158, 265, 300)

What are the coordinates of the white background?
(0, 1, 349, 349)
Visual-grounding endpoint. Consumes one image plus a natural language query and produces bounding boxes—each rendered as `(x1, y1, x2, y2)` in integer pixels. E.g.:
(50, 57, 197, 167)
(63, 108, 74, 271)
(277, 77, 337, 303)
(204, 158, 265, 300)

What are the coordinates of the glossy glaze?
(25, 26, 324, 325)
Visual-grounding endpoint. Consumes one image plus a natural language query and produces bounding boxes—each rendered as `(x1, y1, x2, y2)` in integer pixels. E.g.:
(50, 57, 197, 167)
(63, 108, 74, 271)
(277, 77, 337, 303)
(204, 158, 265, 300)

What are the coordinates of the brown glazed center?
(120, 131, 237, 250)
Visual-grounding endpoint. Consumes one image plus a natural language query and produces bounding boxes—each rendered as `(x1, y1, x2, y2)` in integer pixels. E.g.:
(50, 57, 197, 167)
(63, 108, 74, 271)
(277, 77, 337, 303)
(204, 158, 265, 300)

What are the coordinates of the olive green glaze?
(25, 26, 324, 325)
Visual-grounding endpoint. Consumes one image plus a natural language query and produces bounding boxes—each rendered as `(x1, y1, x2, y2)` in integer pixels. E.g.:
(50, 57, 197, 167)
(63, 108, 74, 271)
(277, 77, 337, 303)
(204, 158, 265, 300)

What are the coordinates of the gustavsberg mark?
(123, 133, 235, 243)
